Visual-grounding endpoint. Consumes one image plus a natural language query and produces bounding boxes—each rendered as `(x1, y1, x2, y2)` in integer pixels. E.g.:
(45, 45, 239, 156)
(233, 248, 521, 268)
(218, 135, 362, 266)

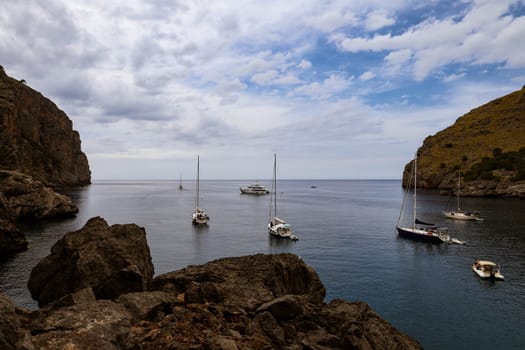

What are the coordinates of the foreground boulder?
(15, 218, 422, 349)
(133, 254, 421, 349)
(151, 253, 326, 307)
(16, 253, 421, 349)
(28, 217, 154, 306)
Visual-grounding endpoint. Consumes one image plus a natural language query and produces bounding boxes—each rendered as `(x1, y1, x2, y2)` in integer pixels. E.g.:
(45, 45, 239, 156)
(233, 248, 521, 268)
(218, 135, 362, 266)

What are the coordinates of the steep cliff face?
(0, 67, 90, 187)
(403, 85, 525, 196)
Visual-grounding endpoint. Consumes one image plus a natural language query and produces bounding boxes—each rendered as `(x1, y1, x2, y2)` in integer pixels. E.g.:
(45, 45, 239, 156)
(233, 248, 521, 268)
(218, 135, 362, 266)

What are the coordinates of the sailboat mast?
(274, 153, 277, 217)
(195, 155, 200, 210)
(413, 153, 417, 229)
(456, 170, 461, 210)
(269, 153, 277, 221)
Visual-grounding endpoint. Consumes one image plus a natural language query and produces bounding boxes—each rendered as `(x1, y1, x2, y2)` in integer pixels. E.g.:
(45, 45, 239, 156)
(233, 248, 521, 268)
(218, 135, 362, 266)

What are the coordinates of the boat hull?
(192, 218, 208, 225)
(240, 189, 269, 195)
(443, 210, 483, 221)
(268, 229, 298, 240)
(396, 226, 448, 244)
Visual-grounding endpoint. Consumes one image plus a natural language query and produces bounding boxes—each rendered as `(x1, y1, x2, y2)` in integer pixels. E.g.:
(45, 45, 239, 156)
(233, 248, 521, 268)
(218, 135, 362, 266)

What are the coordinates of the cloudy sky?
(2, 0, 524, 180)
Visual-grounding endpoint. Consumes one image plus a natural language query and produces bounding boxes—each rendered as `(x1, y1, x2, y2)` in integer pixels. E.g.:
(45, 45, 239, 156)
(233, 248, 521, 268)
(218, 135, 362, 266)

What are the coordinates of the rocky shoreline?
(439, 179, 525, 198)
(1, 217, 422, 350)
(0, 170, 79, 255)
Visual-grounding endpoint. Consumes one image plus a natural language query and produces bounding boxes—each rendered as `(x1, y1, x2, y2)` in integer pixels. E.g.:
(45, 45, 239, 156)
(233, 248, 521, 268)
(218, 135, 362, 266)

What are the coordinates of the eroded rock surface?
(28, 217, 153, 306)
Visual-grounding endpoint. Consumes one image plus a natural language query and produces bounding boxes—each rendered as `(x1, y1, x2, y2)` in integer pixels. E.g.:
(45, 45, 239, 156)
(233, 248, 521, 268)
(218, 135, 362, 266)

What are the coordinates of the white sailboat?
(396, 153, 450, 244)
(442, 170, 483, 221)
(192, 155, 209, 225)
(268, 154, 298, 240)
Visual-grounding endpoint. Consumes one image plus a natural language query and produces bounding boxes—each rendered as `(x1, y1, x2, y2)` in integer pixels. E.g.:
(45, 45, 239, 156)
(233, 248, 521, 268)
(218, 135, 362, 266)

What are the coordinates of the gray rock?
(28, 216, 154, 306)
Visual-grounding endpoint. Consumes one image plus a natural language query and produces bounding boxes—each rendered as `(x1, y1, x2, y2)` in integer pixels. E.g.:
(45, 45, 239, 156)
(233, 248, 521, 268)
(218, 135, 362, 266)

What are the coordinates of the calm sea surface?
(1, 180, 524, 349)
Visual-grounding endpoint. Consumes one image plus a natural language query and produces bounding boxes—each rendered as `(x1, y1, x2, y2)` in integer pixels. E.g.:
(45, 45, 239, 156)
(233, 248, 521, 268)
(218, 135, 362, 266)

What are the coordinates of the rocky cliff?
(1, 217, 422, 350)
(402, 85, 525, 197)
(0, 66, 91, 187)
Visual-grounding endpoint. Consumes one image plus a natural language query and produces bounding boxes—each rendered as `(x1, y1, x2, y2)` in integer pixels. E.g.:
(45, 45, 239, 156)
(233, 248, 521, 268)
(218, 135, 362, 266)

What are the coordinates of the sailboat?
(179, 172, 183, 190)
(442, 170, 483, 221)
(192, 155, 209, 225)
(396, 153, 450, 244)
(268, 154, 298, 240)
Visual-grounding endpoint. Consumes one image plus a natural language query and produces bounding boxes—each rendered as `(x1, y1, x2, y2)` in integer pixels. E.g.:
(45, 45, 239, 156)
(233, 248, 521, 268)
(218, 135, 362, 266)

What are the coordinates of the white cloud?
(291, 74, 352, 100)
(274, 74, 303, 85)
(336, 1, 525, 80)
(298, 59, 312, 69)
(250, 70, 279, 85)
(1, 0, 523, 180)
(443, 73, 466, 83)
(359, 71, 376, 81)
(305, 9, 359, 32)
(365, 10, 396, 31)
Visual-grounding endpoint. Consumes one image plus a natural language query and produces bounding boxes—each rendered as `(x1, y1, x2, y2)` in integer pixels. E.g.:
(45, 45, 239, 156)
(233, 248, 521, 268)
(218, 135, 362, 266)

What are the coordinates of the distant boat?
(472, 260, 504, 280)
(240, 183, 270, 195)
(192, 156, 209, 225)
(268, 154, 298, 241)
(179, 173, 183, 190)
(443, 170, 483, 221)
(396, 153, 450, 244)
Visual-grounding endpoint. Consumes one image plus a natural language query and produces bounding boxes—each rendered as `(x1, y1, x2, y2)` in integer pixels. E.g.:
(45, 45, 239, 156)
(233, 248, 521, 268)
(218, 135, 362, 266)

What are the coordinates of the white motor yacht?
(240, 183, 270, 195)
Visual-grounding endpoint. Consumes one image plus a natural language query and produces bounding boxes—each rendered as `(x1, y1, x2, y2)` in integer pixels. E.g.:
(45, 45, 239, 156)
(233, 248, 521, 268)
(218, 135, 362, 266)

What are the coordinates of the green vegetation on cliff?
(464, 147, 525, 182)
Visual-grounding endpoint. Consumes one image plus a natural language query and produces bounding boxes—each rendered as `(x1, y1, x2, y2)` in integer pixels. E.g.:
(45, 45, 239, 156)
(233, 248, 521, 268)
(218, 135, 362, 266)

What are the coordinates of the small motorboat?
(472, 260, 504, 280)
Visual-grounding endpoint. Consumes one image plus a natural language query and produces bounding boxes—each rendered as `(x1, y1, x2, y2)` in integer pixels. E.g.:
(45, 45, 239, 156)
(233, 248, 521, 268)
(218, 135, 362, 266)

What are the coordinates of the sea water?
(1, 180, 524, 350)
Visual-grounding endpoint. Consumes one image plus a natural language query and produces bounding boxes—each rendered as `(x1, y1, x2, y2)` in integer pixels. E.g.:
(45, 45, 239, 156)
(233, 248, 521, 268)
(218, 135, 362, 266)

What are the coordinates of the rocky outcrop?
(28, 217, 154, 307)
(14, 253, 421, 350)
(151, 253, 326, 309)
(0, 192, 28, 254)
(403, 85, 525, 196)
(0, 170, 80, 255)
(0, 66, 90, 187)
(0, 170, 78, 220)
(5, 218, 422, 349)
(445, 179, 525, 198)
